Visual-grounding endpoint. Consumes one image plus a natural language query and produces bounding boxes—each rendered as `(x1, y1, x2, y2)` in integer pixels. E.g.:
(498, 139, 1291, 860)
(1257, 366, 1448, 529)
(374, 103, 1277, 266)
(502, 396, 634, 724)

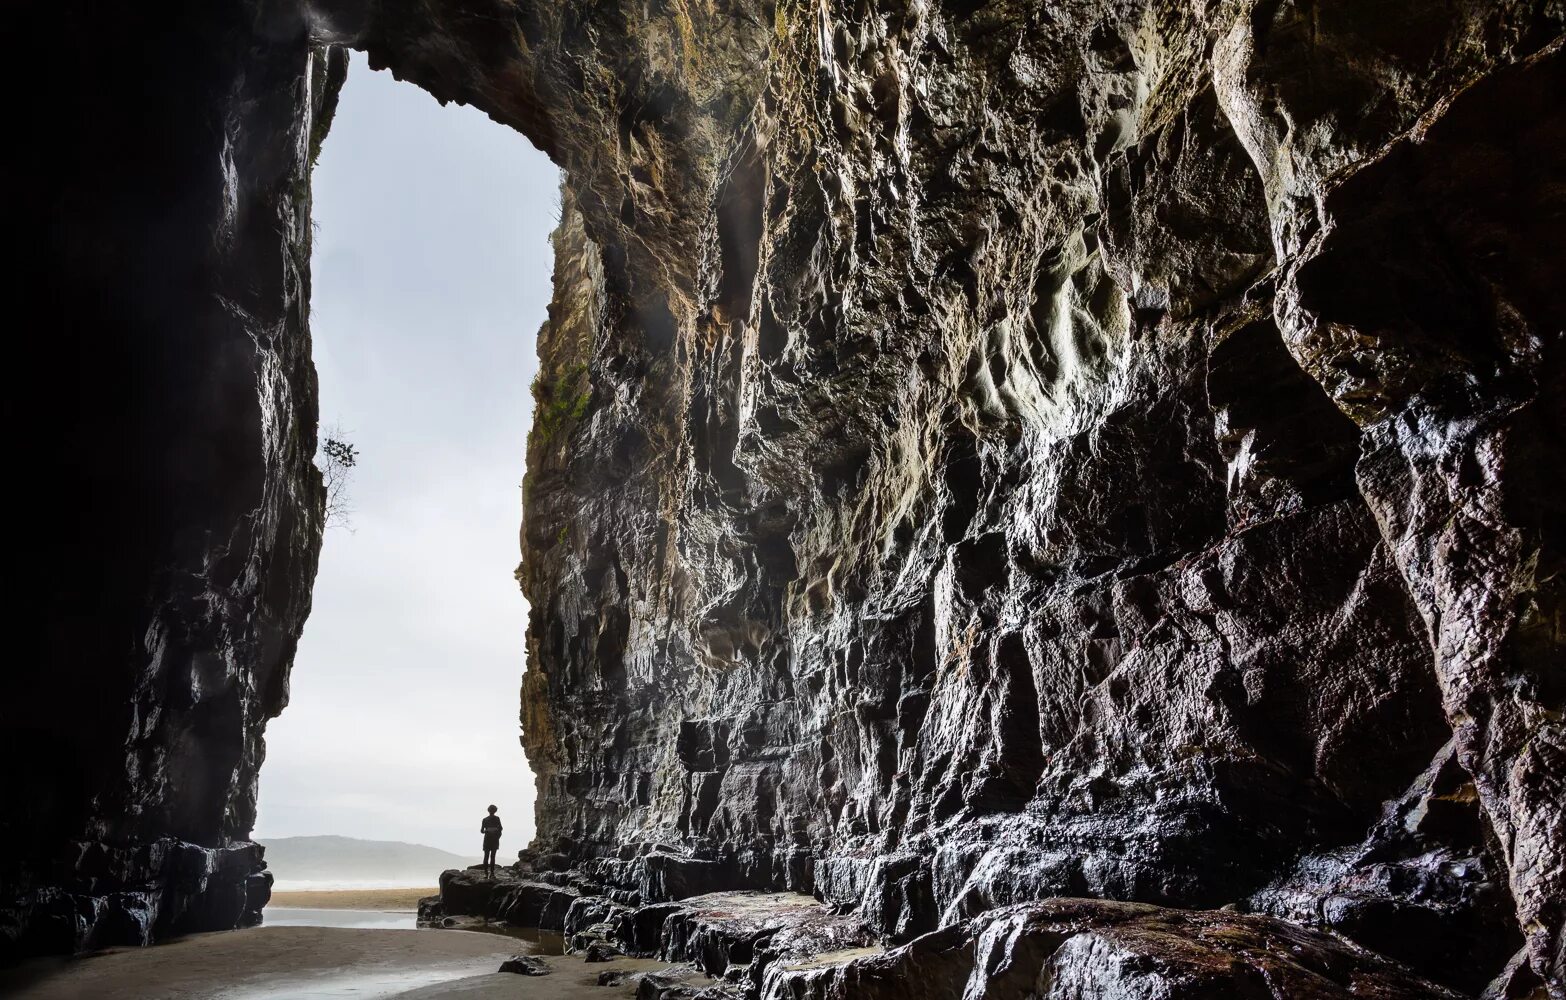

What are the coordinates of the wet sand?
(0, 926, 701, 999)
(270, 887, 435, 910)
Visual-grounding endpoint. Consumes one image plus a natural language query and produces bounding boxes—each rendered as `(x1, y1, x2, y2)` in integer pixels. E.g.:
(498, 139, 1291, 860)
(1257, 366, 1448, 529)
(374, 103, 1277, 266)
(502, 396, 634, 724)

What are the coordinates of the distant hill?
(259, 835, 476, 886)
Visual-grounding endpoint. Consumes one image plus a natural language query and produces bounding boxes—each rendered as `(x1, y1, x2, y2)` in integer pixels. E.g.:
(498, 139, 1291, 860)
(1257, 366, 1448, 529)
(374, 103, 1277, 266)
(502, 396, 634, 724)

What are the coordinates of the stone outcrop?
(423, 868, 1463, 998)
(762, 899, 1468, 1000)
(10, 0, 1564, 995)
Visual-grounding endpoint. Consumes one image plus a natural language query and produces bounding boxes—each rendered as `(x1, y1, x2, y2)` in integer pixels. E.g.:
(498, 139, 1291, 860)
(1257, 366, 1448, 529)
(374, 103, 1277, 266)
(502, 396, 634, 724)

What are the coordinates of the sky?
(253, 52, 560, 859)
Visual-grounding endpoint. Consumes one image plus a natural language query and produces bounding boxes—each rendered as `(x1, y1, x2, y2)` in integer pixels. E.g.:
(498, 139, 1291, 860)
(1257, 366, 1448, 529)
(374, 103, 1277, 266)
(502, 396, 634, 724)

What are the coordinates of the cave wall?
(5, 0, 1563, 993)
(349, 0, 1565, 992)
(2, 2, 337, 957)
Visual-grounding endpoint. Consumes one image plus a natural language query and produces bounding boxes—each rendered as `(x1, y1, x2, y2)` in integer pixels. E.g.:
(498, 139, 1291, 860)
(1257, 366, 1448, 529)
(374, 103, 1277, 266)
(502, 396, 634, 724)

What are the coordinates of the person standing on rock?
(480, 805, 503, 879)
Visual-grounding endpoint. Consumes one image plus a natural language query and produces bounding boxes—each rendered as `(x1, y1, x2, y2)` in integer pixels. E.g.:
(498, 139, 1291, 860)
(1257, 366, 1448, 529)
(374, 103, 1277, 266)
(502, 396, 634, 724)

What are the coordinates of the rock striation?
(8, 0, 1565, 995)
(368, 0, 1564, 994)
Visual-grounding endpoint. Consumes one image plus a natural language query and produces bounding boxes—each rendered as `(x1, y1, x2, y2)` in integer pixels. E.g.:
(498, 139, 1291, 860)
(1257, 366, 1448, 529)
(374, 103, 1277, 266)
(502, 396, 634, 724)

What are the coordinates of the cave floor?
(0, 926, 703, 999)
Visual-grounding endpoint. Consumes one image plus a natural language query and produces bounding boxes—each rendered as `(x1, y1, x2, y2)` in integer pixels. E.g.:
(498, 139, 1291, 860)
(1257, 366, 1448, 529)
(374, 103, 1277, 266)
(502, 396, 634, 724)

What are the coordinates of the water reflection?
(263, 907, 416, 930)
(260, 908, 565, 956)
(455, 923, 565, 954)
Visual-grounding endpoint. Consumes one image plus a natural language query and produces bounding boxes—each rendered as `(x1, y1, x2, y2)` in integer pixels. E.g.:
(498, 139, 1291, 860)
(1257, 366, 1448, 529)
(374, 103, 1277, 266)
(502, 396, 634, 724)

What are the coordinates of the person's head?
(488, 805, 498, 814)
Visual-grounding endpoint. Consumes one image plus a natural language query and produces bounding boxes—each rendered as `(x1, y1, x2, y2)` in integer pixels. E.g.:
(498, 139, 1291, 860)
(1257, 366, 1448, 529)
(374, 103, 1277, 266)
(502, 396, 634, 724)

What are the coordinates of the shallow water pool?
(263, 907, 416, 929)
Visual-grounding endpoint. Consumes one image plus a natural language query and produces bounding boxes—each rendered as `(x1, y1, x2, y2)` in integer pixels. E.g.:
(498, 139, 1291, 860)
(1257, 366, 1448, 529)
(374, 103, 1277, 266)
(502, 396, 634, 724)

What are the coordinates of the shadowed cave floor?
(0, 926, 704, 1000)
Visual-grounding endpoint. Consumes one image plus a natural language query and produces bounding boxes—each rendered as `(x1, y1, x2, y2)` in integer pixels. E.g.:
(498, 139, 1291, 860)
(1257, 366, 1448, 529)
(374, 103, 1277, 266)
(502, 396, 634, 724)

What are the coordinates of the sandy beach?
(0, 926, 704, 999)
(269, 887, 436, 910)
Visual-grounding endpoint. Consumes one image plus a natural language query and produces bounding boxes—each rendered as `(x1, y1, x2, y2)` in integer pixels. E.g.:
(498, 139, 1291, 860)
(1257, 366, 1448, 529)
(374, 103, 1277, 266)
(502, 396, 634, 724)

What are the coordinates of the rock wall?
(2, 2, 338, 958)
(352, 0, 1565, 993)
(7, 0, 1563, 994)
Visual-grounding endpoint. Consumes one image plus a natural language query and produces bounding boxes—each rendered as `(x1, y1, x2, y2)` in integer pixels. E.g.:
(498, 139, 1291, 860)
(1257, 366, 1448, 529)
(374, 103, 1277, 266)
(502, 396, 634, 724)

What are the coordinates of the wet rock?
(415, 894, 444, 926)
(637, 973, 695, 1000)
(436, 867, 523, 920)
(763, 900, 1464, 1000)
(1250, 740, 1522, 994)
(495, 880, 580, 929)
(638, 973, 746, 1000)
(626, 903, 688, 957)
(498, 954, 551, 976)
(658, 891, 874, 984)
(2, 838, 276, 958)
(564, 894, 628, 939)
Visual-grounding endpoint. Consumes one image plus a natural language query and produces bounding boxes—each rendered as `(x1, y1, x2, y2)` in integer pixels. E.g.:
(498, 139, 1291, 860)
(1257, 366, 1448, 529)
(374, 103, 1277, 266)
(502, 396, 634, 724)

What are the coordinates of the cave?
(4, 1, 1563, 998)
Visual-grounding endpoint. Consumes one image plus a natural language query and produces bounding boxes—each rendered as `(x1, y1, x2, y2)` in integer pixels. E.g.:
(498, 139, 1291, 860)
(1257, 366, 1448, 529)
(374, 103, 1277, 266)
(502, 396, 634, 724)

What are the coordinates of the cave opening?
(251, 52, 558, 899)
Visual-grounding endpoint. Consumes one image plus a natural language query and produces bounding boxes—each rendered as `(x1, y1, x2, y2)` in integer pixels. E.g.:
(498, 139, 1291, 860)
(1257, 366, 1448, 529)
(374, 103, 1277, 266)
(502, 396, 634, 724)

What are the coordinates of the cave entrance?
(251, 52, 558, 897)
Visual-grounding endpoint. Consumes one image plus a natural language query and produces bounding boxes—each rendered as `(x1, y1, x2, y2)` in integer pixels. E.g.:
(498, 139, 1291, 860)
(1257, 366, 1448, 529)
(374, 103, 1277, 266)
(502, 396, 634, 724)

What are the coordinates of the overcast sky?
(254, 52, 559, 860)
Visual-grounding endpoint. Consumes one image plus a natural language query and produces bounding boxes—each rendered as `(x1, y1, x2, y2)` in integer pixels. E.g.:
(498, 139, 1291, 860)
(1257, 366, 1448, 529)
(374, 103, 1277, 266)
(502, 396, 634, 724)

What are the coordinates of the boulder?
(498, 954, 551, 976)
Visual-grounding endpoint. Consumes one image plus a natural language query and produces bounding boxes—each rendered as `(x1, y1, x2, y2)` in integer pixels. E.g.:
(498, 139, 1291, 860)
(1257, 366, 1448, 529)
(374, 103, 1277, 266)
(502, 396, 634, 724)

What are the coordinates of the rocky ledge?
(0, 840, 271, 957)
(424, 863, 1472, 1000)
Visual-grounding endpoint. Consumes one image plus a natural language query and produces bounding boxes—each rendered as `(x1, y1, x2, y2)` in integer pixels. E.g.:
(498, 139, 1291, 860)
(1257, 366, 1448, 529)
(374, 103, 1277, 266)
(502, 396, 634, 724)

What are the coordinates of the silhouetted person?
(480, 805, 503, 878)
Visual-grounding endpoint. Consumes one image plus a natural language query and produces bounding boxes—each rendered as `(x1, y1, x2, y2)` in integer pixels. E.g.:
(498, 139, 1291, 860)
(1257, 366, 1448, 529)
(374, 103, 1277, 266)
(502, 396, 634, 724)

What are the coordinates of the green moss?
(530, 362, 592, 444)
(523, 363, 591, 526)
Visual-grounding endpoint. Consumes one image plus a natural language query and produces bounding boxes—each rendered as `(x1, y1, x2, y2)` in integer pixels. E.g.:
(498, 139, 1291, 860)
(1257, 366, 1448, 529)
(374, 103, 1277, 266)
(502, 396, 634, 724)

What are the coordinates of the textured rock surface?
(761, 898, 1467, 1000)
(353, 0, 1562, 994)
(3, 2, 337, 959)
(9, 0, 1564, 994)
(499, 953, 553, 975)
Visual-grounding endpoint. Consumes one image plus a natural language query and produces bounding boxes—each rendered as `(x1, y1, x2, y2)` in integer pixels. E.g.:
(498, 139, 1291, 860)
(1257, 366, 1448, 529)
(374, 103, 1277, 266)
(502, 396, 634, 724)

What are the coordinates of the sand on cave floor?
(269, 887, 437, 910)
(0, 926, 706, 1000)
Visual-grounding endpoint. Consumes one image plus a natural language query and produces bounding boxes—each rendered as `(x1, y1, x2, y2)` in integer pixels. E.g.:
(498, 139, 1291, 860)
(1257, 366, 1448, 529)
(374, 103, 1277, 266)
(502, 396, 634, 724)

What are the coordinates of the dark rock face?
(352, 0, 1562, 994)
(11, 0, 1564, 994)
(3, 2, 337, 959)
(762, 899, 1467, 1000)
